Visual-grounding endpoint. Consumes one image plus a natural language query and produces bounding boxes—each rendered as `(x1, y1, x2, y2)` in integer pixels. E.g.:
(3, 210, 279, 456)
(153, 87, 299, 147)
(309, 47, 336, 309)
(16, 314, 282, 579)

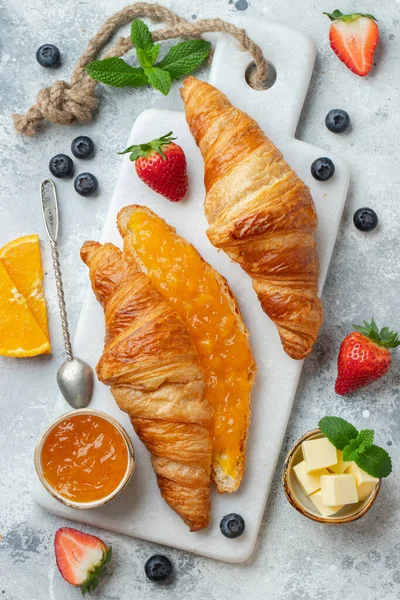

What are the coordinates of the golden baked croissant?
(117, 205, 256, 494)
(81, 240, 212, 531)
(181, 76, 323, 360)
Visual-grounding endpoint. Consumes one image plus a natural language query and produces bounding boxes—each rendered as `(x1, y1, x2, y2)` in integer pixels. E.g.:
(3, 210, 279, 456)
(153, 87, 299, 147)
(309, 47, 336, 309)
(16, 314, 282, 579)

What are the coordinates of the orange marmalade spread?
(41, 413, 129, 503)
(127, 209, 255, 478)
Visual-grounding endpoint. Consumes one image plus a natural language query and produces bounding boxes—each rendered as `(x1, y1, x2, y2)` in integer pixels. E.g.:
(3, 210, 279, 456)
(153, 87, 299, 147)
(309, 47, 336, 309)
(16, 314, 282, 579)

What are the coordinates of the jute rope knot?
(13, 2, 268, 136)
(38, 80, 97, 125)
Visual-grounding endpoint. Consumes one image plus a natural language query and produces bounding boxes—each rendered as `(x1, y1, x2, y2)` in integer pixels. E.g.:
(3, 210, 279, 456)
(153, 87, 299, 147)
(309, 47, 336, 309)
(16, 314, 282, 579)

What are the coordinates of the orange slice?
(0, 262, 50, 356)
(0, 234, 50, 351)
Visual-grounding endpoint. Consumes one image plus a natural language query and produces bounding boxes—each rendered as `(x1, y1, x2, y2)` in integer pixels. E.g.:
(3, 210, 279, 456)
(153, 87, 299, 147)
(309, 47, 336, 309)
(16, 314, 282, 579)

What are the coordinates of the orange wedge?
(0, 262, 50, 356)
(0, 234, 50, 349)
(0, 234, 51, 356)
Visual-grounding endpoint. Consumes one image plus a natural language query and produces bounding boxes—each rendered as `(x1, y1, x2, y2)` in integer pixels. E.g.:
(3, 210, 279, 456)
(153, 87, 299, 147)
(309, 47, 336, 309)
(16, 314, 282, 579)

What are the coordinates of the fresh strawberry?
(120, 132, 188, 202)
(54, 527, 112, 596)
(323, 10, 379, 76)
(335, 319, 399, 395)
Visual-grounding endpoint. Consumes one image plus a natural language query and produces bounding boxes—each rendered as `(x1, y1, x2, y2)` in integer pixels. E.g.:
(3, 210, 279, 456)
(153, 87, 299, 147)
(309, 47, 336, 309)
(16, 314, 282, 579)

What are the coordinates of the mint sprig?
(318, 416, 358, 450)
(318, 416, 392, 478)
(86, 19, 210, 95)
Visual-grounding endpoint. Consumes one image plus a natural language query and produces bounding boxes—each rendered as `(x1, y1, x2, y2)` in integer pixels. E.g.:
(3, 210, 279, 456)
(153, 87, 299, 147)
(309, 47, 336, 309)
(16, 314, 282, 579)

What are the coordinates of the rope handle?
(12, 2, 268, 136)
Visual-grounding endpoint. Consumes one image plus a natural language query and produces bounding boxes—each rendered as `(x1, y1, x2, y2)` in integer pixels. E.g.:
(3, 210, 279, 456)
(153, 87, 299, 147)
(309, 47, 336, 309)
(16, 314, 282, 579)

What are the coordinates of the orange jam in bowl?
(35, 410, 135, 508)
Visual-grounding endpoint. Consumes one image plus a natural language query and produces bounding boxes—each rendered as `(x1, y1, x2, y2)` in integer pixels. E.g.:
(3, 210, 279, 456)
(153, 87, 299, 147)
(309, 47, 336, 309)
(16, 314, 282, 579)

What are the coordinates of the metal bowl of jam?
(34, 409, 135, 509)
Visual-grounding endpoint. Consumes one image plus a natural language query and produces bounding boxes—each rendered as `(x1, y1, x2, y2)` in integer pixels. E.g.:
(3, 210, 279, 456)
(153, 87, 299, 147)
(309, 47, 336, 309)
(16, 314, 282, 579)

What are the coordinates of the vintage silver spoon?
(40, 178, 94, 408)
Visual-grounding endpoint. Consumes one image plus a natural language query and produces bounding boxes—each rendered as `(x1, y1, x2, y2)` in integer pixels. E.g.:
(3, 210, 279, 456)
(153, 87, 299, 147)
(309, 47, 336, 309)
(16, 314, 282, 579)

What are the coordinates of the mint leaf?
(144, 67, 171, 95)
(342, 446, 361, 463)
(86, 57, 148, 87)
(319, 416, 358, 451)
(156, 40, 211, 80)
(343, 438, 362, 462)
(357, 429, 374, 448)
(355, 445, 392, 478)
(137, 44, 160, 68)
(131, 19, 153, 50)
(342, 430, 374, 461)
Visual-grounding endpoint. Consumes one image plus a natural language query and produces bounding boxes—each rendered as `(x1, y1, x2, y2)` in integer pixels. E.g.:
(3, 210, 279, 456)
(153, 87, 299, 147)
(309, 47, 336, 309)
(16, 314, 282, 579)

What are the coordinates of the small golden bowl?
(34, 408, 135, 510)
(282, 428, 380, 523)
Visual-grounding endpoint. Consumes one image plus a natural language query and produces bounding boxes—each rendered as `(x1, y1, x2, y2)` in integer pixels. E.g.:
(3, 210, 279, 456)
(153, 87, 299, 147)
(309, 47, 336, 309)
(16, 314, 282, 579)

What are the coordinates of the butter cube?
(346, 462, 379, 501)
(309, 490, 344, 517)
(302, 438, 338, 472)
(293, 461, 330, 496)
(321, 474, 358, 506)
(328, 450, 352, 474)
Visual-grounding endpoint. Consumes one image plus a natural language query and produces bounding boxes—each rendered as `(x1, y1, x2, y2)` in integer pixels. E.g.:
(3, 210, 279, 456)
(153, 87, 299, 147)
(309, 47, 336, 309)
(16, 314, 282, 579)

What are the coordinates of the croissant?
(80, 240, 212, 531)
(117, 204, 256, 494)
(181, 76, 323, 360)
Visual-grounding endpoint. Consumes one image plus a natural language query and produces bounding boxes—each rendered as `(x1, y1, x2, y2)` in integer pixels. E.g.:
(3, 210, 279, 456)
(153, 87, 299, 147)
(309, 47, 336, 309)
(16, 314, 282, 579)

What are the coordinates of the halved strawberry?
(323, 10, 379, 76)
(54, 527, 112, 596)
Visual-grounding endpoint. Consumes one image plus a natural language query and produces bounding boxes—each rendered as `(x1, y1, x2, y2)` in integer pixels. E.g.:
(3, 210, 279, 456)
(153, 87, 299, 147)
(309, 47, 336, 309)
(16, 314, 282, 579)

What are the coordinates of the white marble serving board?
(33, 16, 350, 563)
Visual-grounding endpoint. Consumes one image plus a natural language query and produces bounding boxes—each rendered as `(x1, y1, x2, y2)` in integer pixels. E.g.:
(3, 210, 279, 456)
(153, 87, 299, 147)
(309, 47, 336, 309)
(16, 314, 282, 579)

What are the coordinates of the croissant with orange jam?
(118, 205, 256, 494)
(81, 240, 212, 531)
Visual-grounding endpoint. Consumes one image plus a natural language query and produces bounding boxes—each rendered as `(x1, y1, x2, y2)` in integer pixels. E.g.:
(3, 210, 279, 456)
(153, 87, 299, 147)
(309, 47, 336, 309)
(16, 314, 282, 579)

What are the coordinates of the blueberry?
(353, 207, 378, 232)
(49, 154, 74, 178)
(144, 555, 172, 582)
(71, 136, 95, 159)
(36, 44, 61, 68)
(74, 173, 98, 196)
(311, 157, 335, 182)
(220, 513, 245, 538)
(325, 109, 350, 133)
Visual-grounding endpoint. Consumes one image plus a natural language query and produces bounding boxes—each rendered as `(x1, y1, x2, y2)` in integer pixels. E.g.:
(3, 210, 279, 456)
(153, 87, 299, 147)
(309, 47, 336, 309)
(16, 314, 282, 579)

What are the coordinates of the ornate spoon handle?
(40, 178, 73, 361)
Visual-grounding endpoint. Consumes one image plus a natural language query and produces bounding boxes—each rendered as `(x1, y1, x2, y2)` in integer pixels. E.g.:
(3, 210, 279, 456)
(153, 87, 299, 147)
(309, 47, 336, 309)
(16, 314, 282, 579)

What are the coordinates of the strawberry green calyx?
(323, 10, 377, 22)
(119, 132, 176, 162)
(80, 547, 112, 597)
(353, 318, 400, 349)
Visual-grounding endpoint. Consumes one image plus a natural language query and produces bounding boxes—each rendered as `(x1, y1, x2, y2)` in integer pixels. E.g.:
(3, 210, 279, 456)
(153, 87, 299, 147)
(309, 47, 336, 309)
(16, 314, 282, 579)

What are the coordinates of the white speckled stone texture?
(0, 0, 399, 598)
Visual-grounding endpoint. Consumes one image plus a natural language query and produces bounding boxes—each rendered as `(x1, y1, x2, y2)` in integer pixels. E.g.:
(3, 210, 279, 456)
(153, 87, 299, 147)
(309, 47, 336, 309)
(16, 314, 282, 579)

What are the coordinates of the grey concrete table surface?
(1, 0, 399, 598)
